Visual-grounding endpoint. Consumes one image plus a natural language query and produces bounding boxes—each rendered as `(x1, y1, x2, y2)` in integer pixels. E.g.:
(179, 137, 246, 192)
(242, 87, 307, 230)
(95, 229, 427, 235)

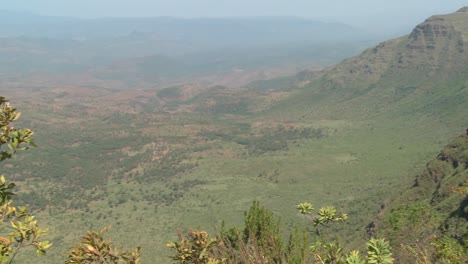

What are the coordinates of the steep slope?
(373, 133, 467, 263)
(276, 7, 468, 125)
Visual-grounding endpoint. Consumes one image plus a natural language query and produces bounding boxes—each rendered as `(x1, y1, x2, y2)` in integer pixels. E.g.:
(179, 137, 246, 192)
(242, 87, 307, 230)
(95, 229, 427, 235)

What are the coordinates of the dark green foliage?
(142, 150, 198, 182)
(158, 87, 182, 99)
(170, 201, 394, 264)
(284, 227, 311, 263)
(216, 201, 285, 263)
(387, 202, 437, 231)
(242, 201, 283, 252)
(199, 124, 325, 156)
(236, 127, 325, 156)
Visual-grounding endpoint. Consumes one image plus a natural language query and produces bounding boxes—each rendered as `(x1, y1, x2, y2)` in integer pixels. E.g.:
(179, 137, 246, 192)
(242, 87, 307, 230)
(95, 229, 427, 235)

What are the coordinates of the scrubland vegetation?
(0, 6, 467, 264)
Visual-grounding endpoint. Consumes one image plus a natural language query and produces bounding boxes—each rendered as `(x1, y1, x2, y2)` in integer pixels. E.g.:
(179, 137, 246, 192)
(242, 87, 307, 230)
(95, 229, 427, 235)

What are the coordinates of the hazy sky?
(3, 0, 468, 33)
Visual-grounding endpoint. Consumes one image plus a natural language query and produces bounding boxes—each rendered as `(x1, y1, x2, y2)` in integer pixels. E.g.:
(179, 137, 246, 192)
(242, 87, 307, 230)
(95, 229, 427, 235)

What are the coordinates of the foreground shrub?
(66, 226, 141, 264)
(0, 97, 51, 264)
(168, 201, 394, 264)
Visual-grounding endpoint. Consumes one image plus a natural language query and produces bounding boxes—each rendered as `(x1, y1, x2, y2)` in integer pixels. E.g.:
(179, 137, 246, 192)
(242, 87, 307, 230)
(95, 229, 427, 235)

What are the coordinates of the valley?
(0, 6, 467, 264)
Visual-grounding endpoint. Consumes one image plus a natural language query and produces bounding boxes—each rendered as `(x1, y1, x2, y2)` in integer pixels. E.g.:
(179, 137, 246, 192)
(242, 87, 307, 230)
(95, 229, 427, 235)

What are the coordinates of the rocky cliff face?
(286, 8, 468, 121)
(406, 14, 465, 69)
(373, 133, 468, 262)
(409, 17, 456, 44)
(457, 6, 468, 13)
(321, 8, 467, 89)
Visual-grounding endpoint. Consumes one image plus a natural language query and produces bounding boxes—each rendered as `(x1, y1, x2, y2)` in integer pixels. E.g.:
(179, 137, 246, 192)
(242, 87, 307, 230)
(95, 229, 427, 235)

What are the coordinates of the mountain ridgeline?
(243, 7, 468, 262)
(277, 7, 468, 125)
(267, 8, 468, 262)
(0, 13, 376, 83)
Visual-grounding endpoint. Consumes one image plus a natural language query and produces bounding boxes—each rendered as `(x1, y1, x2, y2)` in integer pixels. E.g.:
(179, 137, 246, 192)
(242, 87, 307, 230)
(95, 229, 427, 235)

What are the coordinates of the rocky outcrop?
(320, 8, 467, 93)
(408, 16, 459, 51)
(373, 133, 468, 262)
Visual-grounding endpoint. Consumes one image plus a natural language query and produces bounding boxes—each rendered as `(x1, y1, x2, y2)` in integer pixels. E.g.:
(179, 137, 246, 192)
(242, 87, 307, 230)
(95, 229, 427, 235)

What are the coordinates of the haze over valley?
(0, 2, 467, 263)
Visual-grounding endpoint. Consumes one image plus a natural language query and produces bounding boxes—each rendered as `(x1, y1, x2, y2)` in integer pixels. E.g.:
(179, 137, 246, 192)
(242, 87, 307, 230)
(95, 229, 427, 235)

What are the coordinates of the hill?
(374, 133, 467, 262)
(273, 6, 468, 125)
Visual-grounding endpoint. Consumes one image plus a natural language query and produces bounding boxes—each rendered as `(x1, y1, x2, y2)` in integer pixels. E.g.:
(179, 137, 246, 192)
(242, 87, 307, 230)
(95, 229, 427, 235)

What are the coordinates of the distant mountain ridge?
(0, 11, 377, 83)
(0, 11, 371, 43)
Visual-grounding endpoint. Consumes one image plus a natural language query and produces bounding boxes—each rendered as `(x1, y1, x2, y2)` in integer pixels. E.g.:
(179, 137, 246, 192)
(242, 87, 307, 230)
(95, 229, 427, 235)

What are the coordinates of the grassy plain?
(4, 89, 461, 263)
